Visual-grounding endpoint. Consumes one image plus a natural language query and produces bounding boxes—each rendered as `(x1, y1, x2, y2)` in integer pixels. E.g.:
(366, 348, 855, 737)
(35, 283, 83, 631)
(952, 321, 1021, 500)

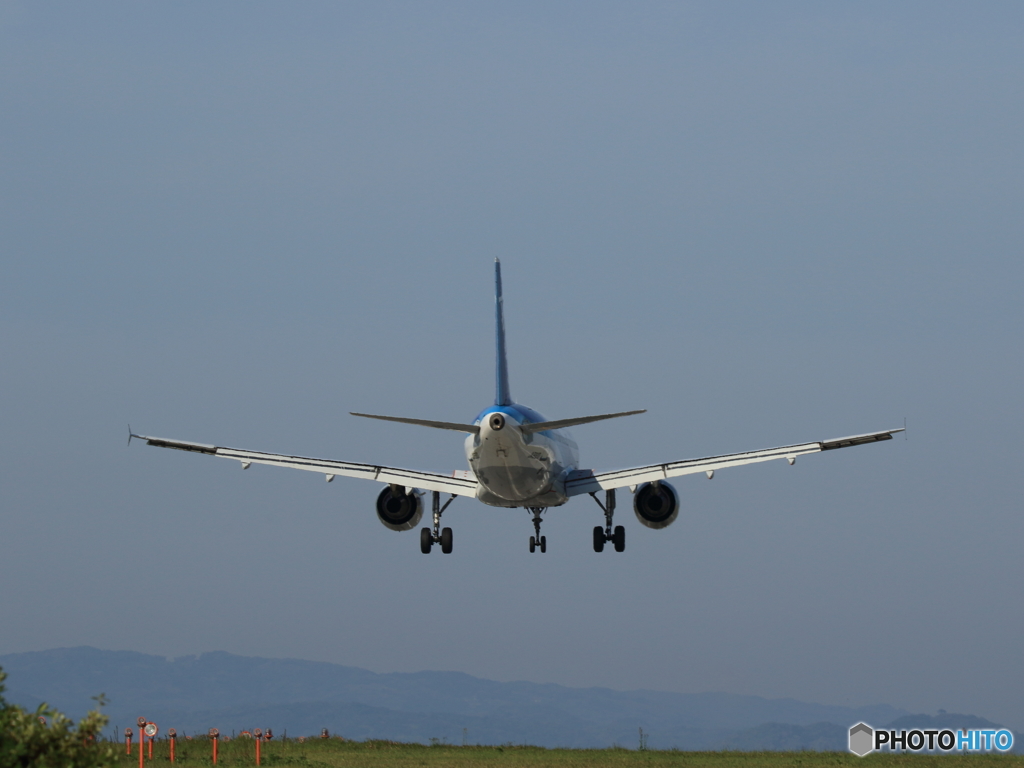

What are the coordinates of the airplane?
(130, 260, 902, 555)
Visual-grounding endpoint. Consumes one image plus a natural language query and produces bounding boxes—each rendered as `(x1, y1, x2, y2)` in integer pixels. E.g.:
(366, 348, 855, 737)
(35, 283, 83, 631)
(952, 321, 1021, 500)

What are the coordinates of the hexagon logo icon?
(849, 722, 874, 757)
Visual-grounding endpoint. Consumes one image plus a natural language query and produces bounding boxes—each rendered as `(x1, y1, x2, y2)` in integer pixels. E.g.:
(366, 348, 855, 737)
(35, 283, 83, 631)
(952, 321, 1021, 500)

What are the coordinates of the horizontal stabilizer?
(350, 412, 481, 434)
(519, 409, 646, 435)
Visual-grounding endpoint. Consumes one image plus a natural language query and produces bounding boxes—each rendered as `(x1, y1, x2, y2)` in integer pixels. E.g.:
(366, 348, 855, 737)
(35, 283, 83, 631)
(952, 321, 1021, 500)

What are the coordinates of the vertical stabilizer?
(494, 259, 512, 405)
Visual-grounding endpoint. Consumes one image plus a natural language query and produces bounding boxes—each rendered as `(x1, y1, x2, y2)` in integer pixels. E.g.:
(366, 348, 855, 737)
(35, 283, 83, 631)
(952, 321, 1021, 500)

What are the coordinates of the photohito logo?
(848, 722, 1014, 756)
(848, 723, 873, 756)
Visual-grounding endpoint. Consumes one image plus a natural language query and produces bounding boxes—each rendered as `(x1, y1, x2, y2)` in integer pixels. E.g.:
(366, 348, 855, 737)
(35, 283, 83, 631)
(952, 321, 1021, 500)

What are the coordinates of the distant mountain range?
(0, 647, 1011, 751)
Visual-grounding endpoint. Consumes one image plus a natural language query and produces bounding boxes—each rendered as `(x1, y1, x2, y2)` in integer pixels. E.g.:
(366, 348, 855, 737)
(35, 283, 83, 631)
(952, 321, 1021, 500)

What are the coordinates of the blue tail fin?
(495, 259, 512, 406)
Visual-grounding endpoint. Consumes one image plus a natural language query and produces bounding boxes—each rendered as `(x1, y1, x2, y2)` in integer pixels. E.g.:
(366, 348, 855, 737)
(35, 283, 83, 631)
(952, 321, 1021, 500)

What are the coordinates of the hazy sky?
(2, 1, 1022, 731)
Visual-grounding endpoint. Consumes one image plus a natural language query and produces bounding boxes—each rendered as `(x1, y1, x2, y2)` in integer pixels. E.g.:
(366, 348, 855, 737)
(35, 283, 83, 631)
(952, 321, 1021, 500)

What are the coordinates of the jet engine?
(375, 485, 424, 531)
(632, 481, 679, 529)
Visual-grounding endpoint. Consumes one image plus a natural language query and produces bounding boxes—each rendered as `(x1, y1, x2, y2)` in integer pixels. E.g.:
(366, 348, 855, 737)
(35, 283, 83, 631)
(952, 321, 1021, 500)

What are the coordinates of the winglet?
(495, 259, 512, 406)
(128, 424, 134, 447)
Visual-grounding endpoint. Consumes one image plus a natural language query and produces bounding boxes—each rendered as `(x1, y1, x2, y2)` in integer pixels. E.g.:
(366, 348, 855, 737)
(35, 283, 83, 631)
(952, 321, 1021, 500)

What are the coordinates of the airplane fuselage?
(130, 259, 902, 556)
(466, 404, 578, 508)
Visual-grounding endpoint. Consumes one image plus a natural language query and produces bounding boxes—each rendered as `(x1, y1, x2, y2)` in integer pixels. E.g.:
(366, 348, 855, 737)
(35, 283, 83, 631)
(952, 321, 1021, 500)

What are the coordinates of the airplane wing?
(130, 433, 479, 496)
(564, 428, 903, 496)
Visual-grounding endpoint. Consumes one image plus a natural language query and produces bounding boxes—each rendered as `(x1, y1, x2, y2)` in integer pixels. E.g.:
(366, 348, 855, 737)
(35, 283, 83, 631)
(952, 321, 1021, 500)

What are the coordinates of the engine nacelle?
(375, 485, 424, 531)
(633, 481, 679, 529)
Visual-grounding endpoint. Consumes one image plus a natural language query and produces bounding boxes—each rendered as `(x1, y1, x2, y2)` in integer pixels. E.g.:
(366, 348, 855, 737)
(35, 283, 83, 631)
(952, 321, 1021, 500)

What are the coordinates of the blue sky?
(1, 1, 1022, 730)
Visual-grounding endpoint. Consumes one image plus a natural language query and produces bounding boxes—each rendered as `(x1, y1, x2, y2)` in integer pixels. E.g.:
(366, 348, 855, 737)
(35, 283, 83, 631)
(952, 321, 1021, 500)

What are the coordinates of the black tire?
(593, 526, 605, 553)
(540, 535, 547, 553)
(529, 535, 536, 553)
(420, 528, 432, 554)
(613, 525, 626, 552)
(441, 527, 453, 554)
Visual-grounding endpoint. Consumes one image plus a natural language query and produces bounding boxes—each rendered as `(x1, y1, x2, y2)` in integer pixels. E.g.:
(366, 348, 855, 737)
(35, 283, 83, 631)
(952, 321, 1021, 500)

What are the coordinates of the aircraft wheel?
(540, 535, 547, 553)
(420, 528, 433, 554)
(529, 535, 536, 553)
(441, 527, 453, 554)
(613, 525, 626, 552)
(593, 526, 605, 553)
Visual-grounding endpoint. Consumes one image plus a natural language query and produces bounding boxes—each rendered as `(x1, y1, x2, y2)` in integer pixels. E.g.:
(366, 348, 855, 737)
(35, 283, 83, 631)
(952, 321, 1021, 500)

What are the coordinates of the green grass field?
(112, 737, 1024, 768)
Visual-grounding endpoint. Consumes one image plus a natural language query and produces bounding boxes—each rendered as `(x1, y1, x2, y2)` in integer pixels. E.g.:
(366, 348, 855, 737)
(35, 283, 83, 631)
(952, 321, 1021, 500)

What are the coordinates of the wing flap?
(566, 427, 902, 496)
(131, 433, 477, 496)
(820, 431, 895, 450)
(138, 436, 218, 455)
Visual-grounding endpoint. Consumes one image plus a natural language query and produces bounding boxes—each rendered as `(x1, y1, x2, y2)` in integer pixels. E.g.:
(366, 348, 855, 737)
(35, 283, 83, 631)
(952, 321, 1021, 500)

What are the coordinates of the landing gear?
(528, 508, 548, 553)
(589, 490, 625, 553)
(612, 525, 625, 552)
(420, 491, 456, 554)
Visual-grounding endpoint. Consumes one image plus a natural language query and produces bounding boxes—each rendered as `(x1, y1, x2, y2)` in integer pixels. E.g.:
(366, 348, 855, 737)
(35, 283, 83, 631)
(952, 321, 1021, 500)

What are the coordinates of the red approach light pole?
(209, 729, 220, 765)
(137, 718, 146, 768)
(125, 728, 133, 755)
(168, 729, 176, 764)
(253, 729, 262, 766)
(145, 723, 158, 760)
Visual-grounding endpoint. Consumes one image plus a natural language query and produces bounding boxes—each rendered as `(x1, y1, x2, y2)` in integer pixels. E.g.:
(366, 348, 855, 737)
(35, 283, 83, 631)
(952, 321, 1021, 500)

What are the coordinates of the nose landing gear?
(420, 491, 456, 554)
(590, 489, 625, 552)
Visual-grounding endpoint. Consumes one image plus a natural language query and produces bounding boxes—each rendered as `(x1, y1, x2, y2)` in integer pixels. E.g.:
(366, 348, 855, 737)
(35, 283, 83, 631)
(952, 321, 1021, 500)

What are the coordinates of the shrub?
(0, 667, 115, 768)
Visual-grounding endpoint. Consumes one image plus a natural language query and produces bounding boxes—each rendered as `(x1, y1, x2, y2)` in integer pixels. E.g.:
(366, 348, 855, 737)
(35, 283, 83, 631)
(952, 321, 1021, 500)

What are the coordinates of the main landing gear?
(590, 489, 625, 552)
(528, 507, 547, 553)
(420, 491, 456, 554)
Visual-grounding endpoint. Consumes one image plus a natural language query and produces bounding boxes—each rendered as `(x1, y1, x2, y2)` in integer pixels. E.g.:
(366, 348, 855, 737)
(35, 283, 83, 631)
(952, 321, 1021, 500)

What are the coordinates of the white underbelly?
(470, 433, 553, 501)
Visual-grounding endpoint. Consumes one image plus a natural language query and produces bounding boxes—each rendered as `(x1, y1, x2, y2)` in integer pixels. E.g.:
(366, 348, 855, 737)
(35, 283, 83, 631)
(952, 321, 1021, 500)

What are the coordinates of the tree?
(0, 667, 114, 768)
